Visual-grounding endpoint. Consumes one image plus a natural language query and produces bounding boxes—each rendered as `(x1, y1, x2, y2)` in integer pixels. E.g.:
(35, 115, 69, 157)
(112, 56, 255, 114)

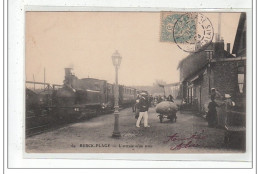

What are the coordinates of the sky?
(26, 12, 240, 86)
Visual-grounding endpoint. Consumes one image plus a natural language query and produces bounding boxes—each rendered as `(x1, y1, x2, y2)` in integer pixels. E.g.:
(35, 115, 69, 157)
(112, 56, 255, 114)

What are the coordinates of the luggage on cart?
(156, 101, 178, 123)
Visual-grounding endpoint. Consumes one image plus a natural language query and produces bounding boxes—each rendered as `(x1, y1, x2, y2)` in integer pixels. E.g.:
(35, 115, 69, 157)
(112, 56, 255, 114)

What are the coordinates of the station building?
(178, 13, 246, 117)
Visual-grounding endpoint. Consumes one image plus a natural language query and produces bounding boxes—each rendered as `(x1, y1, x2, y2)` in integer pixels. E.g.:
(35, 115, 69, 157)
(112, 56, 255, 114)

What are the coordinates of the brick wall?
(212, 61, 241, 99)
(212, 60, 246, 127)
(181, 59, 246, 116)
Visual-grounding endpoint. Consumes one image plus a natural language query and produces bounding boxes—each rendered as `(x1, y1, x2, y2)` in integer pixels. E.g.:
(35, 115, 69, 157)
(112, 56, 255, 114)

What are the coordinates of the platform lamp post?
(112, 50, 122, 138)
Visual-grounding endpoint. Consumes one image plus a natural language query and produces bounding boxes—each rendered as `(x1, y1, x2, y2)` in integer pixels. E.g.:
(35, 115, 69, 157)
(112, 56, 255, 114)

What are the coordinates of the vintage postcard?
(25, 11, 248, 156)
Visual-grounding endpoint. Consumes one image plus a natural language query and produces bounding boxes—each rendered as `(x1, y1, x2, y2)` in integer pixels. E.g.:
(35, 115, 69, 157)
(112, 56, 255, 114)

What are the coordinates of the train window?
(107, 86, 111, 94)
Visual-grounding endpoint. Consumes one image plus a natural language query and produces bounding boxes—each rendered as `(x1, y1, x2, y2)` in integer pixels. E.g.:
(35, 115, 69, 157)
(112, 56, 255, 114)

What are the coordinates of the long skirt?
(207, 110, 217, 127)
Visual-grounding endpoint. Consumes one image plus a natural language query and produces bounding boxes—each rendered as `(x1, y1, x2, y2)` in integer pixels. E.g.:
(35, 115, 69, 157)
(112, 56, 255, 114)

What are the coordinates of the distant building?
(164, 82, 182, 99)
(178, 13, 246, 114)
(130, 84, 165, 96)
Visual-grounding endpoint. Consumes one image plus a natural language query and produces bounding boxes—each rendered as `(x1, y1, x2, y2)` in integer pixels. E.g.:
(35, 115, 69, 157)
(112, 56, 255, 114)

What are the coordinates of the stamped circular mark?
(173, 13, 214, 53)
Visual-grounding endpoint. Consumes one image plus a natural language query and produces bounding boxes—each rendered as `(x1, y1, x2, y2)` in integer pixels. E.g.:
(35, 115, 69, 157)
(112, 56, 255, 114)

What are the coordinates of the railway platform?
(26, 107, 244, 153)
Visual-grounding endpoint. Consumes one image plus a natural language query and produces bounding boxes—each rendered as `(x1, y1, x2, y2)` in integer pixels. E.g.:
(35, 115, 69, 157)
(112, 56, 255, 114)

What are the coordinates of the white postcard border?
(6, 0, 255, 169)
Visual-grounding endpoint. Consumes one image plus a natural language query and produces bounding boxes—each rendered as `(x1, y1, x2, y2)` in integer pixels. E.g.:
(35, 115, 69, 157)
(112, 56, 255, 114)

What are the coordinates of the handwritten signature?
(164, 130, 207, 150)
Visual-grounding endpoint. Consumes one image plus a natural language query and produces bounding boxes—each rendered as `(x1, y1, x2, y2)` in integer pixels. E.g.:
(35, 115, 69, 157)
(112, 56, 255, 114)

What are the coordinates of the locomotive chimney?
(64, 68, 73, 86)
(65, 68, 72, 77)
(227, 43, 231, 54)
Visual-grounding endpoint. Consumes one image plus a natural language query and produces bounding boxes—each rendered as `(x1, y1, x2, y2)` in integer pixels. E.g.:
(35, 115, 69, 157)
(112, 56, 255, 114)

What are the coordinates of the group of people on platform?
(152, 95, 174, 105)
(206, 88, 235, 128)
(132, 88, 235, 129)
(133, 92, 175, 128)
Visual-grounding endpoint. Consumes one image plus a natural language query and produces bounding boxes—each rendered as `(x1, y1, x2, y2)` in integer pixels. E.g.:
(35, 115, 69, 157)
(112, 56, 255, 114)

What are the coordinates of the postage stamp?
(160, 12, 184, 42)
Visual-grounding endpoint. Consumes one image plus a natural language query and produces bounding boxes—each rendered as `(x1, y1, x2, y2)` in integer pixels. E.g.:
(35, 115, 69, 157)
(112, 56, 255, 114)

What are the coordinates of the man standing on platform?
(136, 92, 150, 128)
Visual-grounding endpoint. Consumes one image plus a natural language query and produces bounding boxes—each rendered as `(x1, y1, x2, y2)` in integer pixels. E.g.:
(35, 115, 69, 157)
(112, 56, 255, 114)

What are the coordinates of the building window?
(187, 87, 193, 104)
(238, 66, 245, 93)
(206, 50, 213, 59)
(107, 86, 111, 94)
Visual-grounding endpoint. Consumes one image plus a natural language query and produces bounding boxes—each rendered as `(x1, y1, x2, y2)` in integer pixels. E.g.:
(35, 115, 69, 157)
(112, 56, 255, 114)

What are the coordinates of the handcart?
(156, 101, 178, 123)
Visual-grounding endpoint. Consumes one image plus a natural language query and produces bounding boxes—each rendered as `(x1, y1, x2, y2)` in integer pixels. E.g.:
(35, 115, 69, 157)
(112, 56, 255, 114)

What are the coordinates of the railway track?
(25, 108, 115, 137)
(26, 124, 50, 137)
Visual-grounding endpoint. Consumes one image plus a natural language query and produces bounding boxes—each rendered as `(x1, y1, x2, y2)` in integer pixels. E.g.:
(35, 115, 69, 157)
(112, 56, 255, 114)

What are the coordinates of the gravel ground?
(26, 107, 244, 153)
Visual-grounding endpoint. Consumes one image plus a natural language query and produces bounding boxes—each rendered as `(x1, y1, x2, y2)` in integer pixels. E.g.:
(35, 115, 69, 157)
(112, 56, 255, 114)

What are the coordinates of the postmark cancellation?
(161, 12, 214, 53)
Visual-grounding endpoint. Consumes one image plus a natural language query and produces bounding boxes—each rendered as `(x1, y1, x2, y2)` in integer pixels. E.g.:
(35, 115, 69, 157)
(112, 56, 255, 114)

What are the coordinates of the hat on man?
(225, 94, 231, 98)
(140, 92, 147, 96)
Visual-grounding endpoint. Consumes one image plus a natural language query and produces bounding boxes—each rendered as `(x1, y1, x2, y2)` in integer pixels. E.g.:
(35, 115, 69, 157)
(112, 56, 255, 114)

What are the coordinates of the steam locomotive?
(25, 68, 144, 136)
(51, 68, 138, 117)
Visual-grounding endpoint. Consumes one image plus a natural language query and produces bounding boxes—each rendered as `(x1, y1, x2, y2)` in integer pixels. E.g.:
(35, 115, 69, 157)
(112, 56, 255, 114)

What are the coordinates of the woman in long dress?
(207, 96, 219, 127)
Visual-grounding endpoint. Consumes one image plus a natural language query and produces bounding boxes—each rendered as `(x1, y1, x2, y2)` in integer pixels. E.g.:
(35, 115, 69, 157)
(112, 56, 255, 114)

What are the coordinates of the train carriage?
(119, 86, 137, 107)
(106, 83, 115, 109)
